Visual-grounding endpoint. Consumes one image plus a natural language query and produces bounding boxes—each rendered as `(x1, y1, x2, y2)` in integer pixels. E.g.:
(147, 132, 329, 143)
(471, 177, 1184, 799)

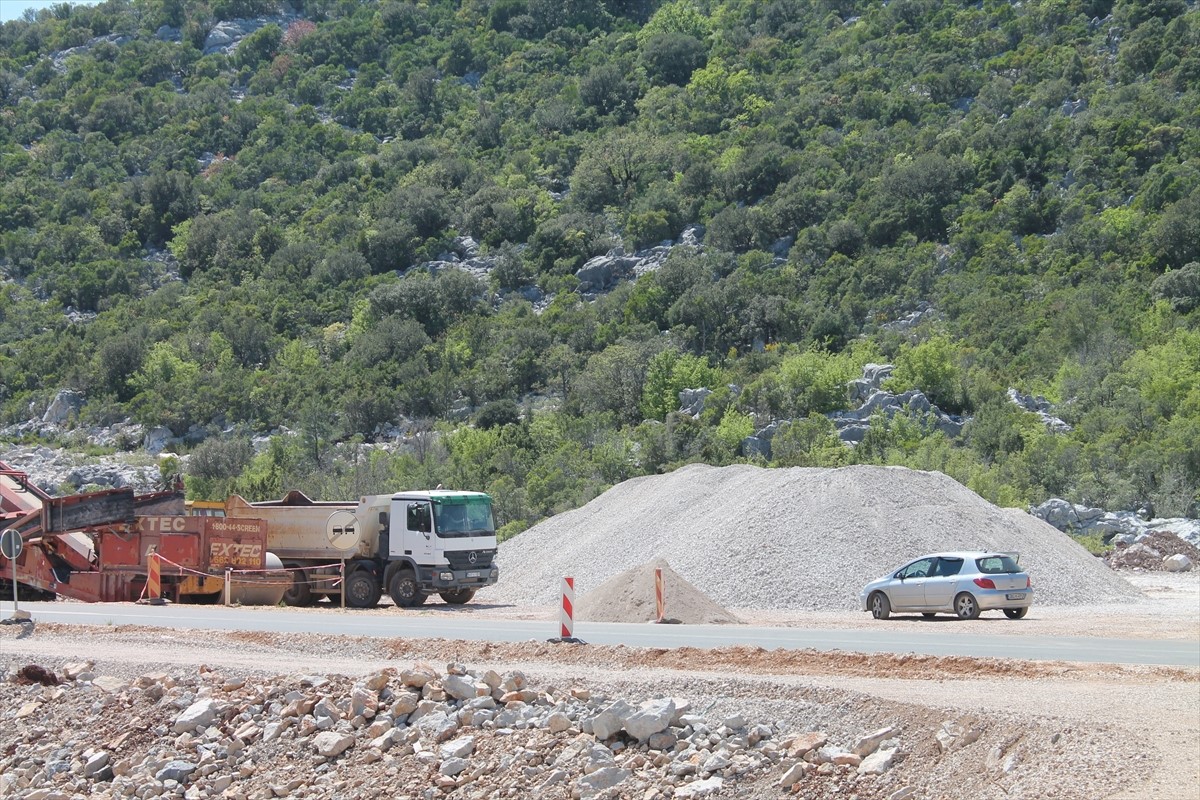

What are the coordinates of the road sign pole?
(1, 528, 28, 621)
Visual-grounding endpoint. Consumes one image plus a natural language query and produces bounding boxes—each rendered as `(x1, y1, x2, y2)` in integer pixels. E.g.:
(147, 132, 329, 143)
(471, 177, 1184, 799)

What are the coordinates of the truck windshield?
(433, 498, 495, 538)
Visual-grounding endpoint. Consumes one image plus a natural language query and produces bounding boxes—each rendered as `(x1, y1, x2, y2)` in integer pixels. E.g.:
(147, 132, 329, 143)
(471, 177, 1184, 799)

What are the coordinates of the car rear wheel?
(1003, 607, 1028, 619)
(869, 592, 891, 620)
(954, 592, 980, 620)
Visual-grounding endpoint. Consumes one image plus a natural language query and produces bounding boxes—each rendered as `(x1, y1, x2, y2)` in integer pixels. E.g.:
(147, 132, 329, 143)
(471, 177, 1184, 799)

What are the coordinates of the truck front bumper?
(422, 565, 499, 590)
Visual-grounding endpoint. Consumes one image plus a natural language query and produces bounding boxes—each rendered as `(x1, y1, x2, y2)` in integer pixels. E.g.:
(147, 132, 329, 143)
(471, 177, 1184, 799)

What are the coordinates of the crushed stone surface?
(488, 465, 1142, 610)
(1, 623, 1196, 800)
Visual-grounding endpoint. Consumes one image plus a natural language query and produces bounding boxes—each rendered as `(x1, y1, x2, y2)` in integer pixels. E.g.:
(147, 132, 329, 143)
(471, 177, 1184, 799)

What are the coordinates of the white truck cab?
(387, 490, 499, 606)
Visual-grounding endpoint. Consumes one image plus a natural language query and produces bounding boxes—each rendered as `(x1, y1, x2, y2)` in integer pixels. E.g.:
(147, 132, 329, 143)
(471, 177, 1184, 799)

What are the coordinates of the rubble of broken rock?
(1, 660, 923, 800)
(1105, 532, 1199, 573)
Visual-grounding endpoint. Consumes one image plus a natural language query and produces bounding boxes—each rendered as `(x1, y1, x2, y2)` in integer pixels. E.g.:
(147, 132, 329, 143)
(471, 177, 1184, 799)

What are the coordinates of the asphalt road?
(6, 600, 1198, 667)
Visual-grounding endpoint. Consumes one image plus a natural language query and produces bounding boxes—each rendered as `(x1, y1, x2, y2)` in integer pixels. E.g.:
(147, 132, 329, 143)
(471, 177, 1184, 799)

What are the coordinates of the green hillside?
(0, 0, 1197, 533)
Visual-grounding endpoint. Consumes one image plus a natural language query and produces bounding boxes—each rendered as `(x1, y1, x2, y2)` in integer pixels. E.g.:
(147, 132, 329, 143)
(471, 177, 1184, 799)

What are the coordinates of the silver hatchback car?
(860, 551, 1033, 620)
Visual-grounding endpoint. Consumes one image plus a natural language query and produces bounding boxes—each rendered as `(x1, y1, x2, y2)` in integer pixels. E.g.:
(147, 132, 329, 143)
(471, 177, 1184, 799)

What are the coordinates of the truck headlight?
(439, 572, 453, 581)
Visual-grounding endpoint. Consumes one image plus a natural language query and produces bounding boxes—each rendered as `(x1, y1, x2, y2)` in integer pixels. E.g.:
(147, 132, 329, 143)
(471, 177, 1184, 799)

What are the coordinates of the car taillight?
(973, 577, 996, 589)
(1025, 576, 1031, 589)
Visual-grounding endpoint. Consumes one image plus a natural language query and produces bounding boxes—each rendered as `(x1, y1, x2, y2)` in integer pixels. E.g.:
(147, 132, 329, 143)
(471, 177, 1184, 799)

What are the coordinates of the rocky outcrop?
(203, 11, 303, 55)
(41, 389, 84, 426)
(879, 303, 938, 335)
(678, 388, 713, 418)
(0, 660, 910, 800)
(1007, 388, 1071, 433)
(50, 33, 131, 72)
(575, 249, 645, 292)
(1031, 498, 1200, 550)
(410, 224, 705, 308)
(828, 386, 966, 445)
(0, 445, 167, 495)
(848, 363, 895, 404)
(814, 364, 966, 448)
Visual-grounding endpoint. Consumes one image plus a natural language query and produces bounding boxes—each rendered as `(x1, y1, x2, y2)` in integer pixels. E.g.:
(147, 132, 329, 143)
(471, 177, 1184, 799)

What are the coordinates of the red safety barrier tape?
(154, 554, 209, 579)
(226, 562, 343, 575)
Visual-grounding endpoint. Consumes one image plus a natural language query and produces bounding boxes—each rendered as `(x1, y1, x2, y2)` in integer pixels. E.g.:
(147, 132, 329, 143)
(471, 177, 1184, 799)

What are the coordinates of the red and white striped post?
(655, 567, 664, 623)
(560, 576, 574, 638)
(147, 549, 164, 605)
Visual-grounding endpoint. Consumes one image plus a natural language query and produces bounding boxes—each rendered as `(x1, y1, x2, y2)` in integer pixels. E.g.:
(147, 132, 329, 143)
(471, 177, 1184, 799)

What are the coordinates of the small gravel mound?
(1106, 532, 1200, 571)
(488, 464, 1142, 610)
(575, 558, 742, 624)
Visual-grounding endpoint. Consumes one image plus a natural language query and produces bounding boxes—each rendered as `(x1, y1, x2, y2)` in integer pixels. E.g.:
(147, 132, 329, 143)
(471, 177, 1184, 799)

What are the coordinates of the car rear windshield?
(976, 555, 1021, 574)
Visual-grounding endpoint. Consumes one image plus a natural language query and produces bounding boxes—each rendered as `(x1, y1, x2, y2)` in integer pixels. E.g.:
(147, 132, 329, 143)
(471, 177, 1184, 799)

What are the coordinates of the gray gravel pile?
(489, 464, 1143, 610)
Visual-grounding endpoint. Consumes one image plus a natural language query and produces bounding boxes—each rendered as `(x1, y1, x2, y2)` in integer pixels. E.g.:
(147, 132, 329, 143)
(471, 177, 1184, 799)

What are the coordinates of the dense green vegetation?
(0, 0, 1197, 534)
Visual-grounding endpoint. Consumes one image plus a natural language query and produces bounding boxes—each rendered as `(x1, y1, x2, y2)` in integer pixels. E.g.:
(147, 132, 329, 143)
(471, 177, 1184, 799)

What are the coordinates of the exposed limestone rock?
(852, 725, 898, 757)
(312, 731, 354, 758)
(1164, 553, 1193, 572)
(173, 699, 220, 733)
(1032, 498, 1200, 550)
(1007, 388, 1072, 433)
(858, 747, 899, 775)
(936, 718, 983, 753)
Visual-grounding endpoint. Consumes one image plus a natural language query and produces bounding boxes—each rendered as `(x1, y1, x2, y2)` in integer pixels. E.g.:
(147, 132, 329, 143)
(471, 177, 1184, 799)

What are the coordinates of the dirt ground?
(2, 571, 1197, 799)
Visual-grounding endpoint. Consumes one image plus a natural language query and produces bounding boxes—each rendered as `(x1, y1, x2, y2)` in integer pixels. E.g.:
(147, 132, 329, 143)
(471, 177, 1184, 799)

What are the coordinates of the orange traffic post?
(146, 549, 165, 605)
(655, 567, 664, 623)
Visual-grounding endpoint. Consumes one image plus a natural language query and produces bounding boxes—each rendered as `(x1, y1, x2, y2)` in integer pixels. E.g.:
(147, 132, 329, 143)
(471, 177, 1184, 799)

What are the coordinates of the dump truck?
(223, 489, 499, 609)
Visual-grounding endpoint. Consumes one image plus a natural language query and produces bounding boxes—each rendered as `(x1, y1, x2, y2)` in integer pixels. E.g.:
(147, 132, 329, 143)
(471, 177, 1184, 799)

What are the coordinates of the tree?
(640, 32, 707, 86)
(1152, 262, 1200, 313)
(573, 342, 657, 424)
(640, 348, 718, 420)
(579, 63, 637, 118)
(526, 212, 609, 275)
(1150, 192, 1200, 269)
(887, 336, 968, 413)
(234, 24, 282, 69)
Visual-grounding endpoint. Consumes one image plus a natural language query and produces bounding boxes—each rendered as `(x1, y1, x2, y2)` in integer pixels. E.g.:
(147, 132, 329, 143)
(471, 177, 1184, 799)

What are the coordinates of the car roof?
(909, 551, 1016, 561)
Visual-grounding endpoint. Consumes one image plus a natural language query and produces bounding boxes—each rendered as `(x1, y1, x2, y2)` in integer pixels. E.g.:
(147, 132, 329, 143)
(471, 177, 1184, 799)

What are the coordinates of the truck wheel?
(389, 569, 427, 608)
(345, 570, 382, 609)
(439, 589, 475, 605)
(283, 569, 315, 607)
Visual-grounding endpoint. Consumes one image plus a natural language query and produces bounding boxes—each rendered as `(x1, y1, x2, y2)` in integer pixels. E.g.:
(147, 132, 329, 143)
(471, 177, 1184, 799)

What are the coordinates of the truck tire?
(388, 569, 427, 608)
(283, 569, 315, 607)
(439, 589, 475, 605)
(345, 570, 382, 609)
